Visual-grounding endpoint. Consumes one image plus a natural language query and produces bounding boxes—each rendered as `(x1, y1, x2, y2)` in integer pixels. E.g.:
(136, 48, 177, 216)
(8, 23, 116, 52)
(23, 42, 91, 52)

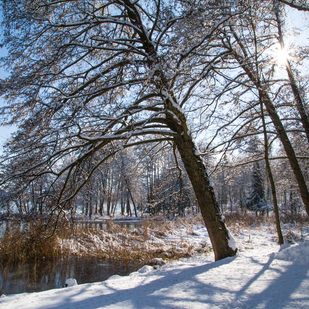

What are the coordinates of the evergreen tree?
(246, 162, 267, 213)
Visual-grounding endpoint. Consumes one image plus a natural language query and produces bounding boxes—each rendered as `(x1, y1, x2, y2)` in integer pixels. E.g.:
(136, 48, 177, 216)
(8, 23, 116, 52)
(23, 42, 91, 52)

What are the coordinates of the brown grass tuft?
(0, 220, 62, 264)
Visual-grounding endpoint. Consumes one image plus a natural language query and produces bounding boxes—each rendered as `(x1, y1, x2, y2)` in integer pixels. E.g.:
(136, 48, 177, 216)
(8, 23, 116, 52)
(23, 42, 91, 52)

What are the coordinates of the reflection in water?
(0, 256, 142, 295)
(0, 219, 144, 296)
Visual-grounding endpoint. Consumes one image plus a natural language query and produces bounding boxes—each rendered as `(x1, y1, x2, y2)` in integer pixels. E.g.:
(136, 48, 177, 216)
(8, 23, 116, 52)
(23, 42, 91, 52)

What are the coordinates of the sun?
(275, 47, 290, 66)
(270, 43, 300, 68)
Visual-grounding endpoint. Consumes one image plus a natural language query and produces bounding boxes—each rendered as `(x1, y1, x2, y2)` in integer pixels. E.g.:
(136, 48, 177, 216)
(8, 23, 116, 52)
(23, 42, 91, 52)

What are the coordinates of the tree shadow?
(45, 257, 236, 309)
(237, 258, 309, 308)
(5, 253, 308, 309)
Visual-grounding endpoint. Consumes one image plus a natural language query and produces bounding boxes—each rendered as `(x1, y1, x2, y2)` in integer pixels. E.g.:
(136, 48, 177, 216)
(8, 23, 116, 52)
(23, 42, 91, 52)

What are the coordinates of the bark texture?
(165, 102, 237, 261)
(175, 134, 237, 260)
(260, 100, 284, 245)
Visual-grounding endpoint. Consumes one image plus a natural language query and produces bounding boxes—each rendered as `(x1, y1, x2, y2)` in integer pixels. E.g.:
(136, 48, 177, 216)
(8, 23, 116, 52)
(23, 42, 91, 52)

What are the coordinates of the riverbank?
(59, 216, 210, 261)
(0, 216, 210, 295)
(1, 218, 309, 308)
(0, 215, 208, 264)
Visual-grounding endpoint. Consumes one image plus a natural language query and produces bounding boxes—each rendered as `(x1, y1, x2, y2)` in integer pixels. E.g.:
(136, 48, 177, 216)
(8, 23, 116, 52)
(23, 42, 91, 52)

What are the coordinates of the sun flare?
(275, 47, 290, 66)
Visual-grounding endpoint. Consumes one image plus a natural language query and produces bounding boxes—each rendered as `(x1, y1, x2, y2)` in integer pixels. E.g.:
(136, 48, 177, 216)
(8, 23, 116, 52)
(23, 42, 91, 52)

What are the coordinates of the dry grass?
(224, 212, 274, 228)
(59, 216, 210, 265)
(0, 213, 269, 265)
(280, 213, 309, 224)
(2, 211, 306, 265)
(224, 211, 309, 244)
(0, 220, 62, 264)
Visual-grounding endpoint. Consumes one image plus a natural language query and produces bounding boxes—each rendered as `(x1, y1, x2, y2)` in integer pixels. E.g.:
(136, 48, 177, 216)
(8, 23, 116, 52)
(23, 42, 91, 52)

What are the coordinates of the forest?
(0, 0, 309, 263)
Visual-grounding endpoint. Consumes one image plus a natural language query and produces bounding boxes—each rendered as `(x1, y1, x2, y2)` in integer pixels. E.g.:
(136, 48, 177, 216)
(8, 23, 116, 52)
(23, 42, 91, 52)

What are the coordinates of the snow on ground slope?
(1, 223, 309, 309)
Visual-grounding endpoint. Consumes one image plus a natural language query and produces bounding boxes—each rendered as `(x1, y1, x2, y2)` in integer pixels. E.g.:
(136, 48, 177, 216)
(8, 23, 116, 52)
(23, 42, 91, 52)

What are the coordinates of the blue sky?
(0, 42, 10, 149)
(0, 45, 13, 153)
(0, 8, 13, 153)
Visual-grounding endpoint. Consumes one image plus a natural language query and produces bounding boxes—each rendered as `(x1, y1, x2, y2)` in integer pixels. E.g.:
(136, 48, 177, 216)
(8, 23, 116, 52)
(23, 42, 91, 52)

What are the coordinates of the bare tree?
(0, 0, 238, 260)
(260, 98, 284, 244)
(227, 19, 309, 216)
(274, 0, 309, 143)
(194, 1, 309, 217)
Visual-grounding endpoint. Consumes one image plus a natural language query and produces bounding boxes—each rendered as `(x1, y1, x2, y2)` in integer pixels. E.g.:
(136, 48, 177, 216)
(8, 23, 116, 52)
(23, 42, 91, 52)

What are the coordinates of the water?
(0, 257, 142, 295)
(0, 218, 144, 296)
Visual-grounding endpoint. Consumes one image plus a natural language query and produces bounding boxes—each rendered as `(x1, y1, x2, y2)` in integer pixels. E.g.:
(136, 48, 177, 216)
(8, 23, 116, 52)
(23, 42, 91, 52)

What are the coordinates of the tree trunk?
(157, 87, 237, 260)
(120, 0, 236, 260)
(106, 193, 111, 216)
(85, 201, 88, 216)
(120, 185, 125, 215)
(174, 133, 237, 261)
(231, 39, 309, 216)
(274, 0, 309, 143)
(126, 194, 132, 217)
(260, 99, 284, 245)
(259, 89, 309, 216)
(119, 157, 138, 218)
(95, 197, 98, 215)
(99, 197, 104, 216)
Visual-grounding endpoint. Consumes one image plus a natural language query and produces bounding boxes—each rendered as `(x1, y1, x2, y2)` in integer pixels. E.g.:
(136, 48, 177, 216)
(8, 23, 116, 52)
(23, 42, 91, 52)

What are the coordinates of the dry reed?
(3, 212, 305, 265)
(0, 220, 62, 264)
(59, 216, 210, 264)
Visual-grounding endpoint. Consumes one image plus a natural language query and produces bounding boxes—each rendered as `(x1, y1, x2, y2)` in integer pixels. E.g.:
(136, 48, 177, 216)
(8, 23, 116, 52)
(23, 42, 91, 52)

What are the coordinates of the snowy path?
(1, 227, 309, 308)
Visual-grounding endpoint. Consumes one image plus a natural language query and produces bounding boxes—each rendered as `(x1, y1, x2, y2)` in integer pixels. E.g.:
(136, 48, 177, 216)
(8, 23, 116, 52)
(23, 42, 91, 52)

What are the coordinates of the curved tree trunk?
(121, 0, 237, 261)
(164, 99, 237, 260)
(174, 132, 237, 260)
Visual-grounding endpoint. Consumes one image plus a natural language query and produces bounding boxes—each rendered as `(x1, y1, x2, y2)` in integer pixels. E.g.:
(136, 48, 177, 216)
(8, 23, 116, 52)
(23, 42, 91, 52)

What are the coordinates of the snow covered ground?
(1, 220, 309, 309)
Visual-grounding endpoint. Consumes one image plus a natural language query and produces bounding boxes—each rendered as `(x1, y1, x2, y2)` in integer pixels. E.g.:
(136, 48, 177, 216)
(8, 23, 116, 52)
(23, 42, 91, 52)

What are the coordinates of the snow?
(1, 222, 309, 308)
(148, 258, 166, 266)
(161, 90, 185, 114)
(227, 229, 237, 251)
(65, 278, 77, 287)
(58, 217, 211, 260)
(276, 241, 309, 265)
(194, 148, 202, 157)
(65, 278, 78, 287)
